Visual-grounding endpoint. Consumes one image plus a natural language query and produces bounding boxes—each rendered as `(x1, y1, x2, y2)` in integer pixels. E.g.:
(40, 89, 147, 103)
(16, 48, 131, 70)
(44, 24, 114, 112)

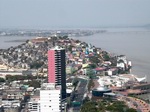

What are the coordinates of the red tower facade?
(48, 46, 66, 99)
(48, 50, 56, 83)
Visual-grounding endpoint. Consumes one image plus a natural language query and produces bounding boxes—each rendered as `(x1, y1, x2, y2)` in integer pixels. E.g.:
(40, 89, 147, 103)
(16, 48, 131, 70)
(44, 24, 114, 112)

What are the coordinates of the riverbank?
(71, 30, 150, 81)
(0, 28, 150, 81)
(0, 36, 34, 49)
(0, 34, 150, 103)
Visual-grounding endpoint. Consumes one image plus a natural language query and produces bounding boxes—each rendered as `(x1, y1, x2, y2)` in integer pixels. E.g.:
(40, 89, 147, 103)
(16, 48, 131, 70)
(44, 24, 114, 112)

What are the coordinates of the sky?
(0, 0, 150, 29)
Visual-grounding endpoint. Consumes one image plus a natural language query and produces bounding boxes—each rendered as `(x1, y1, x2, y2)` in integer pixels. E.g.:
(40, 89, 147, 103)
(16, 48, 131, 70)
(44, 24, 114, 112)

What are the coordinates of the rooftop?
(49, 46, 65, 50)
(94, 86, 111, 91)
(41, 83, 61, 90)
(103, 92, 116, 96)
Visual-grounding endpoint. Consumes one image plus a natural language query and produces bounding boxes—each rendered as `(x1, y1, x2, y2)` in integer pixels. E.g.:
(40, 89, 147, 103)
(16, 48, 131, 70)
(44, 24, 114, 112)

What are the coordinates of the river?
(0, 28, 150, 81)
(72, 27, 150, 81)
(0, 36, 34, 49)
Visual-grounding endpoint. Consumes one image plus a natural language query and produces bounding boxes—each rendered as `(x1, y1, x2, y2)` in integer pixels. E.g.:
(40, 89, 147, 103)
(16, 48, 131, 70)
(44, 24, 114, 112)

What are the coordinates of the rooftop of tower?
(49, 46, 65, 50)
(41, 83, 61, 90)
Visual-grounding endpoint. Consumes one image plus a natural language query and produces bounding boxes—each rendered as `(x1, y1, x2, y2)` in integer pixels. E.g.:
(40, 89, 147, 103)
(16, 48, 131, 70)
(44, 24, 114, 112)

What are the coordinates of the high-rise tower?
(48, 46, 66, 99)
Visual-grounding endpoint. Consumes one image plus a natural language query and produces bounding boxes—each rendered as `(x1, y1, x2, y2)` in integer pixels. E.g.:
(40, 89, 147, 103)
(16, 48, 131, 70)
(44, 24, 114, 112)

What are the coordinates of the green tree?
(75, 40, 80, 43)
(89, 56, 100, 65)
(83, 96, 90, 104)
(126, 108, 137, 112)
(23, 80, 40, 88)
(89, 64, 97, 69)
(6, 75, 13, 82)
(63, 35, 68, 39)
(106, 101, 128, 112)
(5, 75, 38, 82)
(0, 77, 5, 82)
(30, 61, 44, 69)
(88, 79, 94, 91)
(81, 102, 98, 112)
(103, 53, 110, 61)
(98, 102, 106, 112)
(67, 45, 73, 52)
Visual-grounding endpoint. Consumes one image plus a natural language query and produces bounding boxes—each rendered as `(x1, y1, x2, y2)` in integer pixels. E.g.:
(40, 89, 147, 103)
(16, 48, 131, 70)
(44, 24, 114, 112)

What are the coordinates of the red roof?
(95, 67, 106, 71)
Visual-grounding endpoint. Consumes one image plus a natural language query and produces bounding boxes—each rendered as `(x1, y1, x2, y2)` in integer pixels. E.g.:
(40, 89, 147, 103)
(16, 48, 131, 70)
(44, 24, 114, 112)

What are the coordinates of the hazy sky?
(0, 0, 150, 29)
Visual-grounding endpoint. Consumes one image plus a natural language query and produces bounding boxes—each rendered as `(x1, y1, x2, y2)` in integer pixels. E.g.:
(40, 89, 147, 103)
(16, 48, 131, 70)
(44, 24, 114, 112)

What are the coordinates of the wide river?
(0, 28, 150, 81)
(73, 28, 150, 81)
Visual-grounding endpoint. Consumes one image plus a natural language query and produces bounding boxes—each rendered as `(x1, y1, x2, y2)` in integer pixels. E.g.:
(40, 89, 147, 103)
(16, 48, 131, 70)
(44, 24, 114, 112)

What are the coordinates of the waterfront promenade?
(122, 96, 150, 112)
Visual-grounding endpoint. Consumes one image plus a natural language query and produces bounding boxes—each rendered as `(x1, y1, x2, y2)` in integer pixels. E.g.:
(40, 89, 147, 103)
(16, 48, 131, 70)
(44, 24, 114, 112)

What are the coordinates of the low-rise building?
(28, 96, 40, 112)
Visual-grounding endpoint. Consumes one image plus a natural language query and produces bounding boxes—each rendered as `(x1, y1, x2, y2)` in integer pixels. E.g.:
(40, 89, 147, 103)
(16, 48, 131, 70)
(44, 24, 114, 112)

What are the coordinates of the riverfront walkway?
(129, 97, 150, 112)
(122, 96, 150, 112)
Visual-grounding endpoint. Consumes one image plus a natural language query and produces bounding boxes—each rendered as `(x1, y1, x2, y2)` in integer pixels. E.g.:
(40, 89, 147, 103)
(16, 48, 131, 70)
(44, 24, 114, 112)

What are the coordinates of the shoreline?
(70, 31, 150, 81)
(0, 33, 149, 81)
(0, 35, 150, 102)
(4, 39, 27, 43)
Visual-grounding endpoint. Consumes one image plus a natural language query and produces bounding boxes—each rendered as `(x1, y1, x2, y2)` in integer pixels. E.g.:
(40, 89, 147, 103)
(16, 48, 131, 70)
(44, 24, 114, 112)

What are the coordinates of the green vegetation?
(89, 56, 100, 65)
(63, 35, 69, 39)
(30, 61, 44, 69)
(5, 75, 38, 82)
(118, 68, 129, 74)
(75, 39, 81, 43)
(126, 108, 137, 112)
(81, 100, 137, 112)
(86, 68, 95, 78)
(89, 64, 97, 69)
(23, 80, 41, 88)
(106, 101, 128, 112)
(102, 52, 110, 61)
(0, 77, 5, 82)
(81, 101, 98, 112)
(67, 45, 73, 52)
(83, 96, 90, 104)
(5, 75, 41, 88)
(88, 79, 94, 91)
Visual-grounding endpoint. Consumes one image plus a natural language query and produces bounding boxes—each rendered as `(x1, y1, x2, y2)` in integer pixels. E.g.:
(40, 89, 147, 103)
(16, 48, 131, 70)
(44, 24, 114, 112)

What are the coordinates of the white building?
(117, 55, 127, 63)
(117, 62, 125, 69)
(40, 83, 61, 112)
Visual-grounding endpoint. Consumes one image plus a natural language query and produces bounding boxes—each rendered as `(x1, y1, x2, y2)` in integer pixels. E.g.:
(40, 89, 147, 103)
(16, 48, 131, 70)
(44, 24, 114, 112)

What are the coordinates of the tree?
(88, 79, 94, 91)
(89, 56, 100, 65)
(30, 61, 44, 69)
(98, 102, 106, 112)
(89, 64, 96, 69)
(106, 101, 128, 112)
(81, 100, 137, 112)
(5, 75, 38, 82)
(75, 40, 80, 43)
(63, 35, 68, 39)
(0, 77, 5, 82)
(67, 45, 73, 52)
(126, 108, 137, 112)
(6, 75, 13, 82)
(83, 96, 90, 104)
(26, 40, 30, 43)
(81, 102, 98, 112)
(103, 53, 110, 61)
(23, 80, 41, 88)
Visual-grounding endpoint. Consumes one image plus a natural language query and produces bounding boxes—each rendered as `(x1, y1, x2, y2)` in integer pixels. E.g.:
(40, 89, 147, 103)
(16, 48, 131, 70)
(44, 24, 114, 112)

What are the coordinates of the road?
(68, 76, 89, 112)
